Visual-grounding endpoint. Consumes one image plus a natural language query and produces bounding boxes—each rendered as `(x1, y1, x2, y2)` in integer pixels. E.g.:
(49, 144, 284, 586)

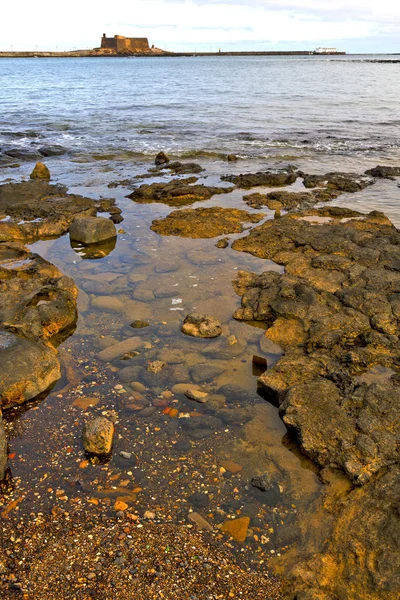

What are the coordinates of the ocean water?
(1, 55, 399, 222)
(1, 55, 400, 158)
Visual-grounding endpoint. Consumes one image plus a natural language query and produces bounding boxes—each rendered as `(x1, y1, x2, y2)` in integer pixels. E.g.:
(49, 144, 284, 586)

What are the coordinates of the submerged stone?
(181, 313, 222, 338)
(221, 517, 250, 542)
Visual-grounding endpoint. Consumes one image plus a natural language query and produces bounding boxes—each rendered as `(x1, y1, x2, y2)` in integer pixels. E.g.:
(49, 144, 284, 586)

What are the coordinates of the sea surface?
(0, 56, 399, 568)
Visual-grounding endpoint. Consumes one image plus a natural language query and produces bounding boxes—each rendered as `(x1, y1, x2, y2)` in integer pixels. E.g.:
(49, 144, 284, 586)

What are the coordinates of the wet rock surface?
(302, 171, 374, 192)
(153, 161, 204, 175)
(0, 243, 78, 407)
(151, 207, 264, 238)
(232, 206, 400, 598)
(0, 180, 98, 243)
(243, 189, 340, 211)
(127, 177, 231, 207)
(0, 330, 61, 409)
(222, 169, 297, 188)
(365, 164, 400, 179)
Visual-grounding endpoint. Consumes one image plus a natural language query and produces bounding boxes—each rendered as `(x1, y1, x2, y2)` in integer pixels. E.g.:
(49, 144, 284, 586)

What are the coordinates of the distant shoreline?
(0, 50, 347, 58)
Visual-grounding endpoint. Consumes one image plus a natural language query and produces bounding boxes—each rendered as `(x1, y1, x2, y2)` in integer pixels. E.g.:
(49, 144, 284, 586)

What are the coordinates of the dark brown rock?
(155, 151, 170, 165)
(0, 330, 61, 409)
(365, 165, 400, 179)
(302, 171, 374, 192)
(127, 177, 231, 207)
(154, 161, 204, 175)
(243, 189, 340, 211)
(231, 205, 400, 598)
(221, 170, 297, 188)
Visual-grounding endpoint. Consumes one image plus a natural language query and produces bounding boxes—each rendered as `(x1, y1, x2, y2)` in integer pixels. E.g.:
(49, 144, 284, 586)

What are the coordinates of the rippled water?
(1, 55, 400, 158)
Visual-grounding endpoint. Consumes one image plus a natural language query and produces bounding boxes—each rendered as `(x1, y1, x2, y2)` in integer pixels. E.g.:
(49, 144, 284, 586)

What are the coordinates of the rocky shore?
(0, 157, 399, 599)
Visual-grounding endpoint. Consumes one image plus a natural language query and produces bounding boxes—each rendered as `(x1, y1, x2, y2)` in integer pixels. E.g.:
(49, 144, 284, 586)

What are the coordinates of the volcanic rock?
(221, 170, 297, 188)
(0, 180, 97, 243)
(302, 171, 373, 192)
(151, 207, 264, 238)
(128, 178, 231, 207)
(365, 165, 400, 179)
(0, 330, 61, 409)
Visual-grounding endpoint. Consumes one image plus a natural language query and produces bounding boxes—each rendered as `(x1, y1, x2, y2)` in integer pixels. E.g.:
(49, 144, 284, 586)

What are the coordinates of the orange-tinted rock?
(30, 161, 50, 180)
(221, 517, 250, 542)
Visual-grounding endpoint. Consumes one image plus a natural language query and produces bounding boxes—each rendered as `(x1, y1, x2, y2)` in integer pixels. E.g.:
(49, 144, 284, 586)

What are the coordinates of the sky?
(1, 0, 400, 53)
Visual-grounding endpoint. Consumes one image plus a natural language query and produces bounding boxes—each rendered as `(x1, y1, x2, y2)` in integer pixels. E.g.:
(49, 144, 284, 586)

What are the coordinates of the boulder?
(82, 417, 114, 455)
(181, 313, 222, 338)
(0, 245, 78, 344)
(69, 216, 117, 245)
(0, 331, 60, 409)
(30, 162, 51, 180)
(38, 145, 66, 157)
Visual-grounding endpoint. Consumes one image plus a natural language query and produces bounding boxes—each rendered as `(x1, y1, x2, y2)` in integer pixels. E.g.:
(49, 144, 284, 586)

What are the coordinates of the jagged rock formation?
(232, 206, 400, 599)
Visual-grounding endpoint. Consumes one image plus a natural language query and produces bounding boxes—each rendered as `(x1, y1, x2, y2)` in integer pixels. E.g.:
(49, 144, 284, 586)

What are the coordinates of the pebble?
(130, 381, 146, 392)
(188, 512, 213, 531)
(144, 511, 156, 520)
(120, 451, 132, 459)
(184, 389, 208, 403)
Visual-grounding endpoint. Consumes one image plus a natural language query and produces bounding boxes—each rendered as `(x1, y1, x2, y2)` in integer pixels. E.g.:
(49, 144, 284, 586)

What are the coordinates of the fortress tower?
(101, 33, 150, 53)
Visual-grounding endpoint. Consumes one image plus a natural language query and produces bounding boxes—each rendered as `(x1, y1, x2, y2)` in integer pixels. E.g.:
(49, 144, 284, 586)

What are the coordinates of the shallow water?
(1, 56, 399, 569)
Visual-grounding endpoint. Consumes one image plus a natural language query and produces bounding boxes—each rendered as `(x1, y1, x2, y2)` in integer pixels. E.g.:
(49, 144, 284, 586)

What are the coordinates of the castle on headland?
(100, 33, 152, 54)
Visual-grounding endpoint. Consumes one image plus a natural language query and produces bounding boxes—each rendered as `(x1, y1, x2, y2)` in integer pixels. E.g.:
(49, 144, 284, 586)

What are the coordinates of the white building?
(314, 47, 338, 54)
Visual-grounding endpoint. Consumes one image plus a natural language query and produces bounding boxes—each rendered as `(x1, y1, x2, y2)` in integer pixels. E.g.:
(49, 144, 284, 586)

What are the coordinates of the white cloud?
(0, 0, 399, 51)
